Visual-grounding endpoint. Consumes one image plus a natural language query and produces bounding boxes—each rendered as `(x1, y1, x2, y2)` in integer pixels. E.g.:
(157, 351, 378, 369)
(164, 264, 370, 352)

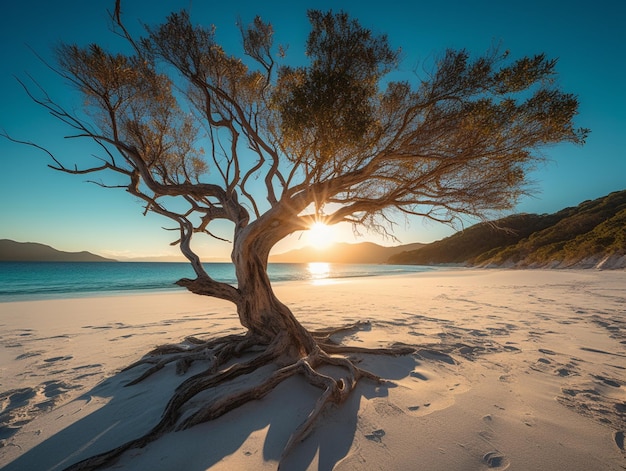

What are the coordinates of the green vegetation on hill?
(388, 189, 626, 268)
(388, 213, 555, 265)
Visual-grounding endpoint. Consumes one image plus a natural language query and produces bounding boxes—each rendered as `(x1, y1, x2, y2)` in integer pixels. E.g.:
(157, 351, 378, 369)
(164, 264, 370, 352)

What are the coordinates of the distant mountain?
(0, 239, 116, 262)
(388, 189, 626, 269)
(269, 241, 425, 264)
(117, 255, 187, 263)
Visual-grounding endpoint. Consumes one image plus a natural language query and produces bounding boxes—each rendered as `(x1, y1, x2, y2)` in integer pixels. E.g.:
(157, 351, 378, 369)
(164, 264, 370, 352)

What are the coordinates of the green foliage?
(505, 190, 626, 266)
(389, 213, 554, 264)
(275, 10, 399, 162)
(540, 206, 626, 264)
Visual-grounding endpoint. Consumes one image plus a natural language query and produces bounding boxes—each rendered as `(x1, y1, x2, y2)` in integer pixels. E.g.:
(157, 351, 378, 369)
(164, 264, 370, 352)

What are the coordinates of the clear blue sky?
(1, 0, 624, 260)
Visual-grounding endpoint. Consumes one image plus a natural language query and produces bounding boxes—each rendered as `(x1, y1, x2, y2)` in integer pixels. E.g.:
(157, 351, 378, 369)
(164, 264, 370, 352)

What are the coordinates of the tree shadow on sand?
(3, 348, 431, 470)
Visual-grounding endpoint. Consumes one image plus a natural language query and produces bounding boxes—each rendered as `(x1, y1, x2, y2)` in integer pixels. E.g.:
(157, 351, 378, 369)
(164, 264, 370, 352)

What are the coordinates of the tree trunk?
(61, 214, 408, 471)
(232, 218, 317, 358)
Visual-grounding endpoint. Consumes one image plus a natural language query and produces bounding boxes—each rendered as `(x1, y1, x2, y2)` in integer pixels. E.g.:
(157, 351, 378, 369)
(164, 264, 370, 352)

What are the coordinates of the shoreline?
(2, 264, 622, 304)
(0, 262, 443, 304)
(1, 269, 625, 470)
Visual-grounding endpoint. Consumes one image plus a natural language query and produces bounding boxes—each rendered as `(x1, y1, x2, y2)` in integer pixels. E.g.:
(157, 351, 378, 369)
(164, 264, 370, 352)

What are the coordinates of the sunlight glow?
(307, 262, 330, 279)
(307, 222, 333, 249)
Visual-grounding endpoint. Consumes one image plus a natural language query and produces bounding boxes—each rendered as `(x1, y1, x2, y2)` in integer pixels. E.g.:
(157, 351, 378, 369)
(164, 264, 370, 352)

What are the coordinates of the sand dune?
(1, 269, 625, 470)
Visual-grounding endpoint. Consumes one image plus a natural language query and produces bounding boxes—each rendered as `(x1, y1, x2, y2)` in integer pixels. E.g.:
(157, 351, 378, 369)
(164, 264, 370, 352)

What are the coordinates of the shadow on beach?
(2, 352, 420, 471)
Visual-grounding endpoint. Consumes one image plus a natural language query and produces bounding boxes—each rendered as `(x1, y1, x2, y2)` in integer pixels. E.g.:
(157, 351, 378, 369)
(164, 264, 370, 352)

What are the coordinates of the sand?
(1, 269, 625, 470)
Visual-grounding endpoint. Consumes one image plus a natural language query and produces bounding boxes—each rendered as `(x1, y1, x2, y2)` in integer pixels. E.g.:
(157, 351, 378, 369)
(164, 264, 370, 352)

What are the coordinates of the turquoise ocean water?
(0, 262, 435, 302)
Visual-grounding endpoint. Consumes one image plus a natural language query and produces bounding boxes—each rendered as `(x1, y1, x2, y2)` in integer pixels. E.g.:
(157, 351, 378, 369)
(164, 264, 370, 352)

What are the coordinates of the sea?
(0, 262, 437, 302)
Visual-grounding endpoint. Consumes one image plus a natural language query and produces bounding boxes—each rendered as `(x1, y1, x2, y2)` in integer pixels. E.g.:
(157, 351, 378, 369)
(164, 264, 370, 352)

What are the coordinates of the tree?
(11, 2, 587, 468)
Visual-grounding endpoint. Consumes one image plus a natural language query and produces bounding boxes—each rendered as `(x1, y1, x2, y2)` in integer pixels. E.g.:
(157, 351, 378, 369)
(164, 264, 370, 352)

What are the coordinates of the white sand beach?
(1, 269, 625, 470)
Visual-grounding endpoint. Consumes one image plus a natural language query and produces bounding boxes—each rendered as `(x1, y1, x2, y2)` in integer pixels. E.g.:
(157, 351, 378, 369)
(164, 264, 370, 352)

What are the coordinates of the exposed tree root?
(63, 321, 414, 471)
(121, 332, 260, 386)
(310, 319, 373, 341)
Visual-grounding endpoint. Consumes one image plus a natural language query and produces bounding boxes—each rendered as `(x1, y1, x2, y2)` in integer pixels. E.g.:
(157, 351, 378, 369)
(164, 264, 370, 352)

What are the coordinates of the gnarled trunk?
(62, 216, 410, 471)
(232, 217, 317, 357)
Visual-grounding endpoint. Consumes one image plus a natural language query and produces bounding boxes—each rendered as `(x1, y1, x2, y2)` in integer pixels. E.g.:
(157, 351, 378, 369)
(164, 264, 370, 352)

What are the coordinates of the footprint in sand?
(43, 356, 73, 363)
(529, 357, 552, 373)
(555, 367, 577, 377)
(538, 348, 556, 355)
(0, 388, 37, 440)
(15, 351, 42, 360)
(0, 388, 36, 410)
(591, 374, 621, 388)
(0, 380, 82, 442)
(364, 429, 385, 443)
(409, 371, 428, 380)
(482, 451, 510, 469)
(615, 431, 625, 452)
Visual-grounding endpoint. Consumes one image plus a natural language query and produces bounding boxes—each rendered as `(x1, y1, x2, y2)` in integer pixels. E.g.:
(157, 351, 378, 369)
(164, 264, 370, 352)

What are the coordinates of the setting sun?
(307, 222, 333, 249)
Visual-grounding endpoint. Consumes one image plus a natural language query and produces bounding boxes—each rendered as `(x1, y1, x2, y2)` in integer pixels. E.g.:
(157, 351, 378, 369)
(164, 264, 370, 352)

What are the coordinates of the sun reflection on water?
(307, 262, 331, 284)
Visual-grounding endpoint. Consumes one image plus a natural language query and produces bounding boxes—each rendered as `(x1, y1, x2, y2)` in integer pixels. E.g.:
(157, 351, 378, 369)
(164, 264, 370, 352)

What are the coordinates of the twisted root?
(63, 321, 413, 471)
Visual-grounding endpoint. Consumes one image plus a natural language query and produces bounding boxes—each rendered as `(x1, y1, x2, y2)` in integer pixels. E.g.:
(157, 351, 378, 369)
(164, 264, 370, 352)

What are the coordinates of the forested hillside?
(389, 190, 626, 269)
